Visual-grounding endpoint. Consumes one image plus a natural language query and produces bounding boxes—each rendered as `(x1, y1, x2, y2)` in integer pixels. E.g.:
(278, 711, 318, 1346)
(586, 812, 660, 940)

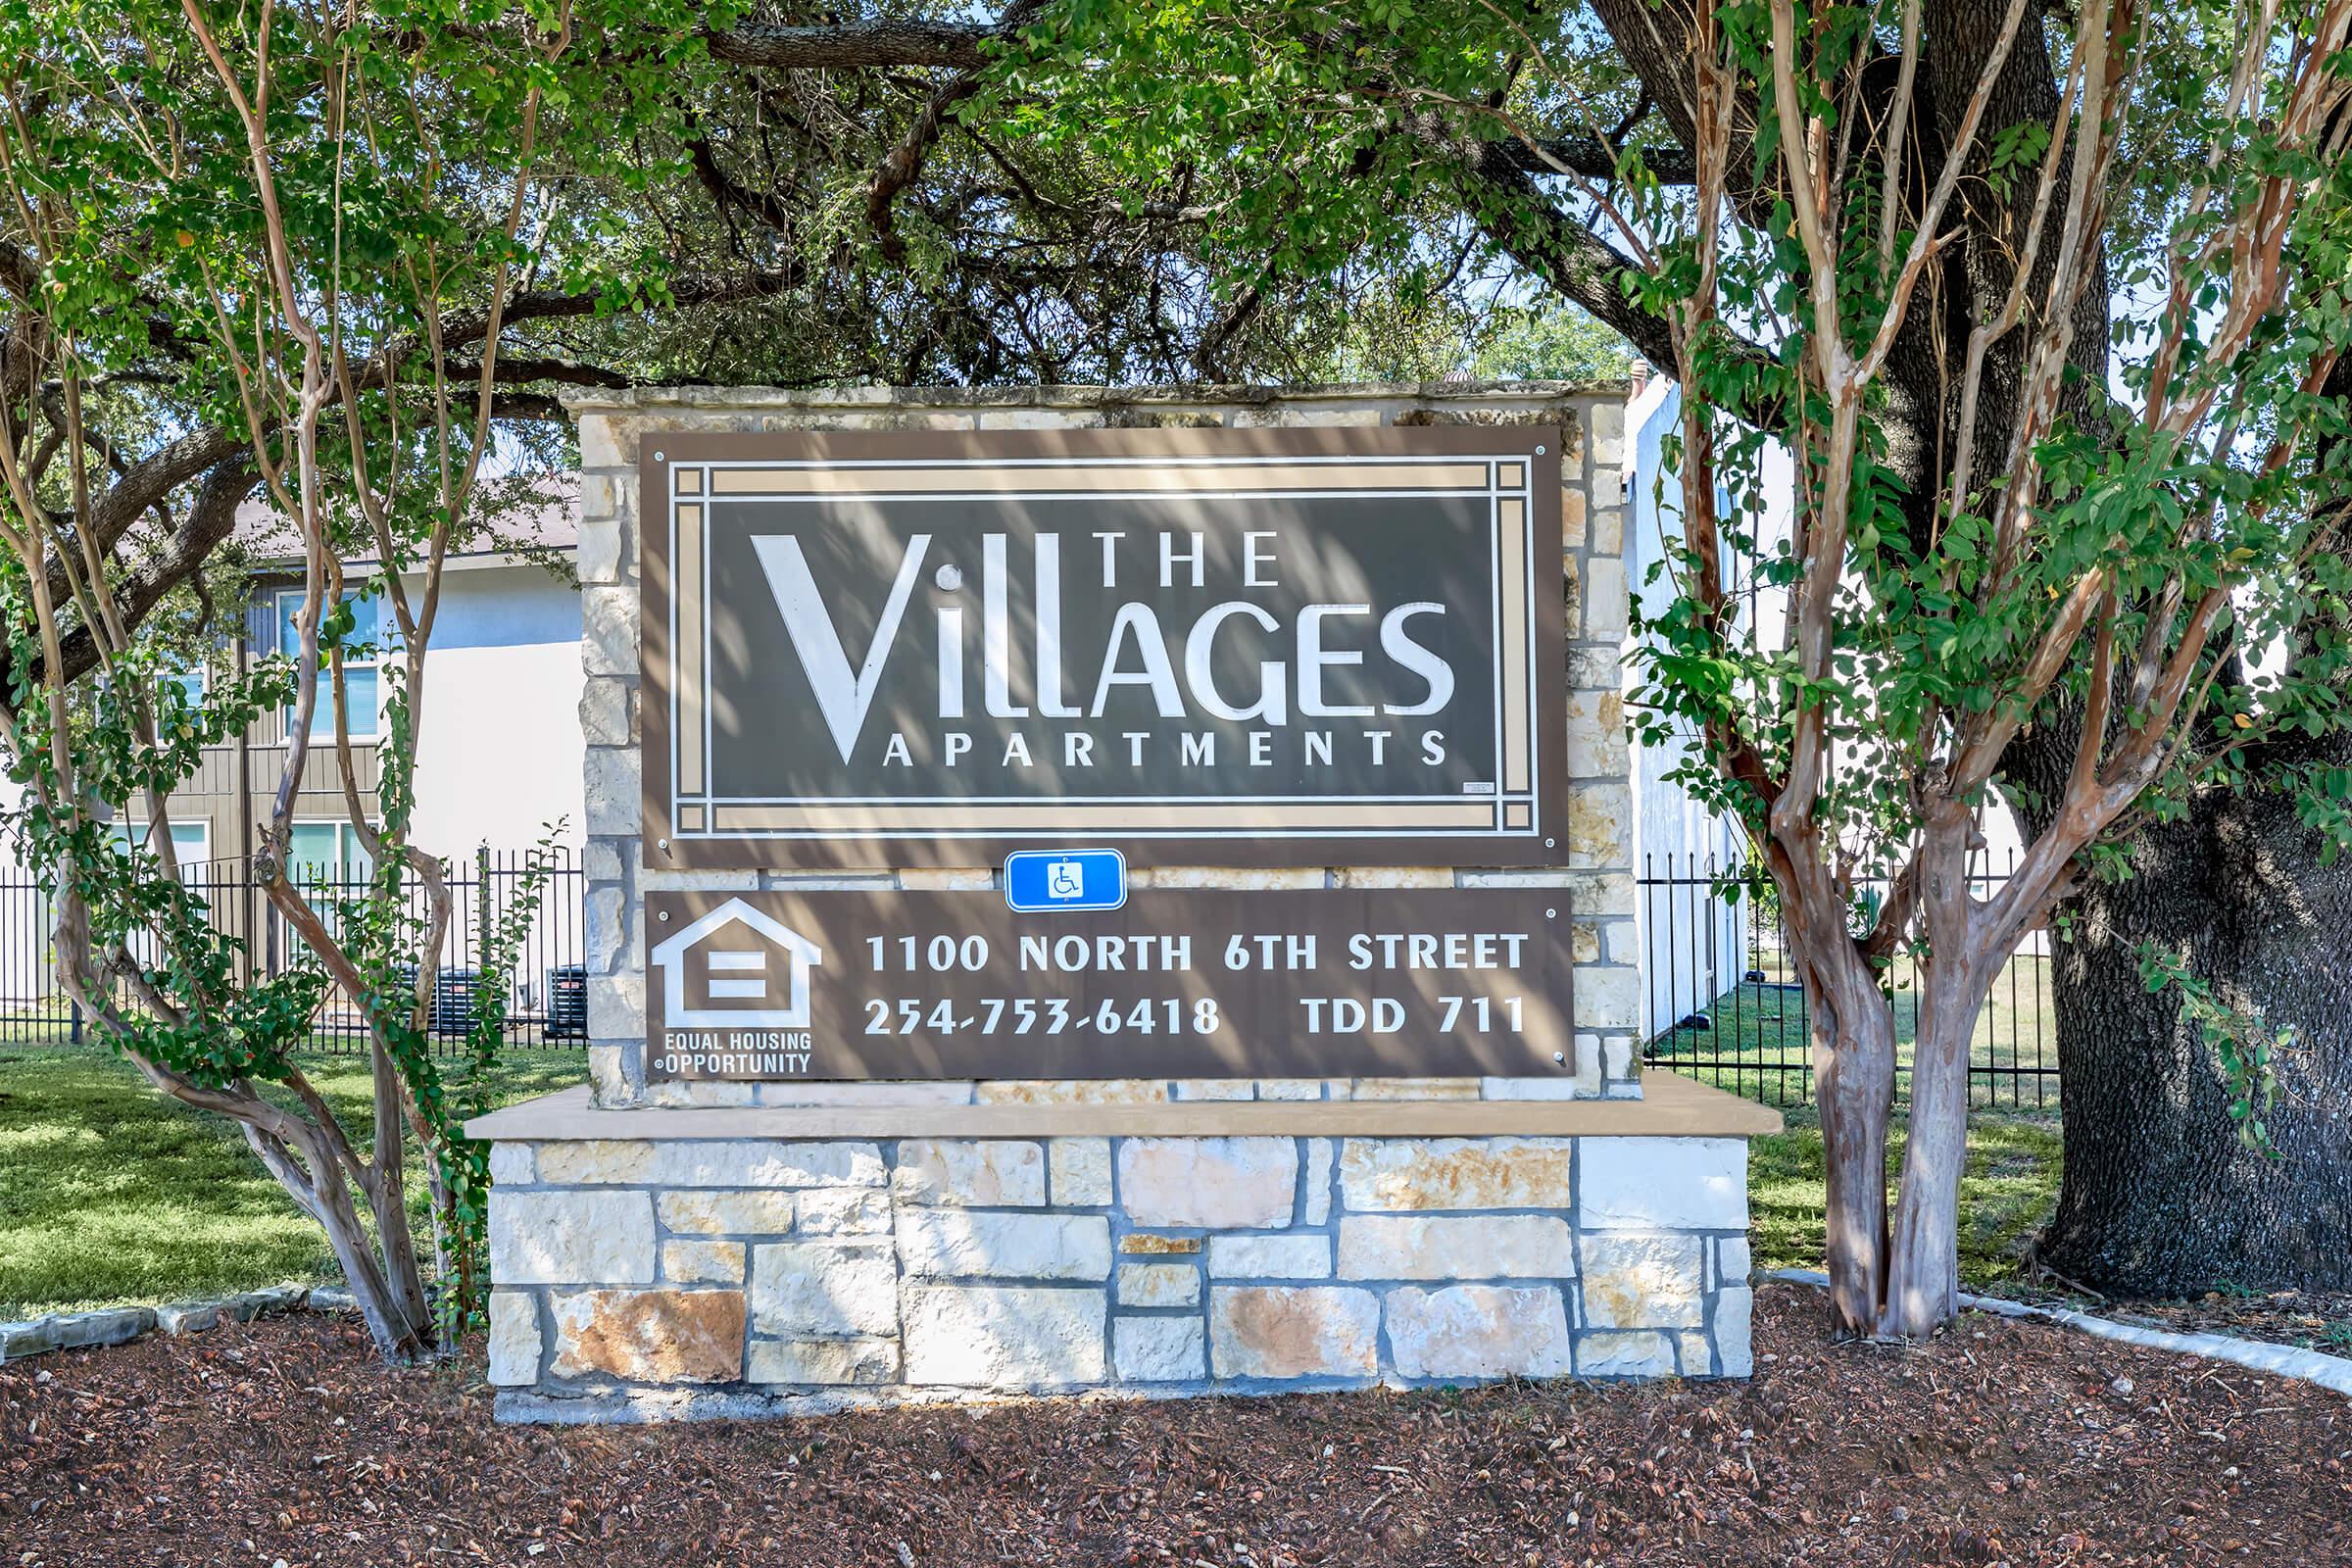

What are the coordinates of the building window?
(288, 820, 374, 880)
(110, 819, 212, 864)
(274, 588, 385, 741)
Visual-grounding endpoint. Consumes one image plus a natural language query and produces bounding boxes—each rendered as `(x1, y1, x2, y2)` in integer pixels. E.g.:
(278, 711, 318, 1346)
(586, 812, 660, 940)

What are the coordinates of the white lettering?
(1380, 603, 1454, 714)
(1183, 602, 1287, 725)
(1298, 604, 1374, 717)
(751, 531, 928, 761)
(1090, 605, 1185, 716)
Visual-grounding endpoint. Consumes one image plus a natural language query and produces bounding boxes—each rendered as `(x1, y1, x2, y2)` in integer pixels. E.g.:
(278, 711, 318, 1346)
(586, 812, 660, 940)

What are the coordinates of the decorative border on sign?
(639, 428, 1569, 869)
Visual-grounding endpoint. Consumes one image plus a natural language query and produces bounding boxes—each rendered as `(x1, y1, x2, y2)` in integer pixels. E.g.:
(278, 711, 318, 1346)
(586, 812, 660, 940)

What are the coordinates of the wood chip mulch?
(4, 1283, 2349, 1567)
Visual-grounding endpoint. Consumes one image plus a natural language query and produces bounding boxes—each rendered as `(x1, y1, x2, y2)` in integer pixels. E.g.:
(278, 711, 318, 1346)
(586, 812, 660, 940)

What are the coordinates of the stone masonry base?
(482, 1115, 1756, 1422)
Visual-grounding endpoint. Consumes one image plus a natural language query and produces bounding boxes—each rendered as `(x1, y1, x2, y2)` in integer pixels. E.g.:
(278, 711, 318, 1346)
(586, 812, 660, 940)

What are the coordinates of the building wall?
(567, 382, 1644, 1110)
(405, 563, 586, 855)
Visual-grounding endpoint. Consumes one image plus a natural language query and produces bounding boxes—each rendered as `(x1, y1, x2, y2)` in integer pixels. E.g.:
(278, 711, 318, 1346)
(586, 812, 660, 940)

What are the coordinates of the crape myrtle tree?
(708, 0, 2352, 1305)
(1610, 0, 2352, 1332)
(0, 0, 675, 1361)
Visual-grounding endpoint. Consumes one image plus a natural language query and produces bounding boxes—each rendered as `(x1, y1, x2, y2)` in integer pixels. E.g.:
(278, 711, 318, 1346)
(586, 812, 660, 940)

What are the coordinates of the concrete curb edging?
(0, 1284, 354, 1365)
(1766, 1267, 2352, 1398)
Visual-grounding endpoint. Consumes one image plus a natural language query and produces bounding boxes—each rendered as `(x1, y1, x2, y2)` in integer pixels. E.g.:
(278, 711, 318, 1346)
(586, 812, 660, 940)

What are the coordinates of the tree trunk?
(1814, 987, 1896, 1332)
(2034, 767, 2352, 1296)
(1884, 971, 1981, 1335)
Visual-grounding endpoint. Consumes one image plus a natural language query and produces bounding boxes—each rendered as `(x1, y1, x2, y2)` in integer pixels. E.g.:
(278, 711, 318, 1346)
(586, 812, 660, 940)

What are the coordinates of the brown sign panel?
(639, 428, 1568, 868)
(644, 889, 1577, 1082)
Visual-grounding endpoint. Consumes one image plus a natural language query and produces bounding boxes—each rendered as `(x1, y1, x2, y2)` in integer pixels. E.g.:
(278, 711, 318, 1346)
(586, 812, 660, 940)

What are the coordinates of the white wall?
(406, 561, 585, 854)
(1627, 378, 1751, 1036)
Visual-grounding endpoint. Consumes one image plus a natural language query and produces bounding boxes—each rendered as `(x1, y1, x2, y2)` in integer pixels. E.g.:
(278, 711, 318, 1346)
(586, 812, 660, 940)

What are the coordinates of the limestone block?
(491, 1191, 656, 1285)
(1254, 1080, 1333, 1102)
(1172, 1080, 1255, 1101)
(1679, 1331, 1714, 1377)
(1479, 1074, 1596, 1102)
(1561, 486, 1589, 548)
(1117, 1261, 1201, 1307)
(1302, 1139, 1334, 1224)
(896, 1209, 1111, 1281)
(581, 586, 639, 676)
(750, 1242, 899, 1337)
(489, 1143, 534, 1186)
(658, 1191, 795, 1236)
(1387, 1286, 1573, 1380)
(901, 1285, 1106, 1387)
(654, 1141, 886, 1189)
(587, 1046, 629, 1106)
(1591, 505, 1625, 558)
(1119, 1138, 1298, 1229)
(795, 1189, 892, 1236)
(1603, 1037, 1636, 1084)
(976, 408, 1104, 428)
(1050, 1138, 1113, 1205)
(534, 1139, 656, 1186)
(1208, 1287, 1380, 1380)
(575, 514, 622, 586)
(1718, 1236, 1753, 1287)
(486, 1291, 539, 1386)
(1565, 690, 1629, 779)
(1349, 1078, 1480, 1101)
(1338, 1137, 1576, 1211)
(577, 414, 628, 468)
(1572, 964, 1641, 1031)
(586, 971, 643, 1042)
(977, 1080, 1170, 1104)
(662, 1241, 746, 1285)
(1115, 1316, 1207, 1383)
(749, 1338, 900, 1387)
(1584, 557, 1629, 641)
(897, 867, 994, 890)
(1715, 1285, 1755, 1377)
(893, 1140, 1047, 1206)
(584, 747, 641, 838)
(1336, 1215, 1574, 1281)
(1577, 1330, 1676, 1378)
(1332, 867, 1454, 888)
(759, 1081, 974, 1106)
(1565, 784, 1632, 871)
(1142, 866, 1323, 889)
(1578, 1234, 1706, 1329)
(1120, 1233, 1202, 1254)
(51, 1307, 150, 1349)
(1232, 406, 1383, 427)
(580, 677, 631, 748)
(1206, 1235, 1332, 1280)
(549, 1289, 744, 1384)
(1579, 1138, 1747, 1231)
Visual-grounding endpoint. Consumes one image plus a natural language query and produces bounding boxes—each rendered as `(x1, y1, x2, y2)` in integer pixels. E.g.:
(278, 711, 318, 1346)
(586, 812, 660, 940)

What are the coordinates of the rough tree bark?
(2029, 735, 2352, 1295)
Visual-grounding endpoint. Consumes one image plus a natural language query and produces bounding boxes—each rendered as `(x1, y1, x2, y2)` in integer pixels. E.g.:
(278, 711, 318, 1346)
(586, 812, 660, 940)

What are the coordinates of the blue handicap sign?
(1004, 849, 1128, 912)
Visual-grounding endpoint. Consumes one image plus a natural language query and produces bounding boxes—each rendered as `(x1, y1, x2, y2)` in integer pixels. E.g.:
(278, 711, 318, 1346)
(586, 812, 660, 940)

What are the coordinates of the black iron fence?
(0, 847, 586, 1053)
(1637, 852, 2059, 1110)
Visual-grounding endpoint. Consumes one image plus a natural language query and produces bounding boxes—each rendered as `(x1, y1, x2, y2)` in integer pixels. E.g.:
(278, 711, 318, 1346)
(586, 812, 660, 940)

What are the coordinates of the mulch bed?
(4, 1284, 2349, 1568)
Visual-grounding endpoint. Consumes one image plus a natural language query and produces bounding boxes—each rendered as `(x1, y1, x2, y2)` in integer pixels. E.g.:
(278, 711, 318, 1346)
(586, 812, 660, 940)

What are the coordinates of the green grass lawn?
(1746, 1103, 2065, 1289)
(1648, 953, 2061, 1110)
(0, 1043, 585, 1318)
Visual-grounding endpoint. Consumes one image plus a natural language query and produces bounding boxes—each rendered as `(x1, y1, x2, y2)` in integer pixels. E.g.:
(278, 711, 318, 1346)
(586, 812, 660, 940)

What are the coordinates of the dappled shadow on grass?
(1747, 1104, 2064, 1289)
(0, 1045, 586, 1317)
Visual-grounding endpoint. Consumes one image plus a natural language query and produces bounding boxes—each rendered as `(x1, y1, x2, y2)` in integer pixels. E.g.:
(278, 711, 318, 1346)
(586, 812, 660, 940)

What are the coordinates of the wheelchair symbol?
(1046, 859, 1085, 901)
